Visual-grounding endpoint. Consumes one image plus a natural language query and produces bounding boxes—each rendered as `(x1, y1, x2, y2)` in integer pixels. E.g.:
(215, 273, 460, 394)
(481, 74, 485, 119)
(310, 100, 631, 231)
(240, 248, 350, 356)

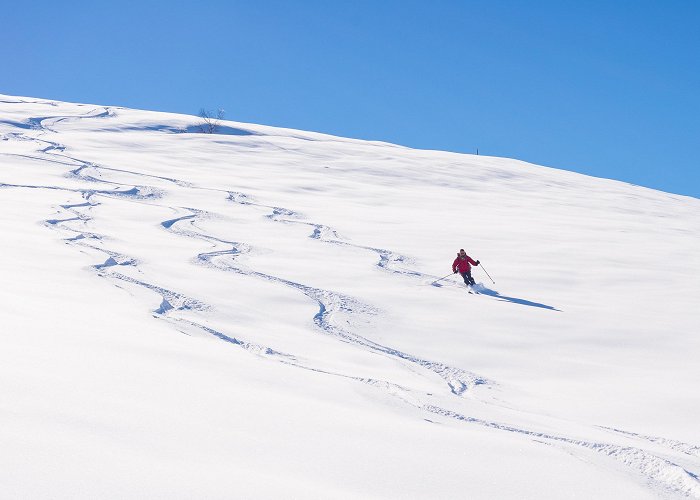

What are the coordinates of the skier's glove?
(475, 260, 480, 265)
(453, 270, 457, 274)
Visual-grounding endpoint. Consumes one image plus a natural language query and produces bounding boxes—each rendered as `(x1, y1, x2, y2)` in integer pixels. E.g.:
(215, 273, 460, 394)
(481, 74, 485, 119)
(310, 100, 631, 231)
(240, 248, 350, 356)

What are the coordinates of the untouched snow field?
(1, 94, 699, 499)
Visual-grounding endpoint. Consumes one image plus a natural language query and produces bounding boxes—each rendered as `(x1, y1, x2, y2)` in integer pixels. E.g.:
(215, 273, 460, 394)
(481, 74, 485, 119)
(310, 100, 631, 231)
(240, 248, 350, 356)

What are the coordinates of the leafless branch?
(197, 108, 225, 133)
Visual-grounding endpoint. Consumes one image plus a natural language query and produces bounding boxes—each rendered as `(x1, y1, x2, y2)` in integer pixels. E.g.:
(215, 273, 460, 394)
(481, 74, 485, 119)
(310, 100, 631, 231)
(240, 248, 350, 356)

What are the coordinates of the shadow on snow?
(476, 286, 561, 311)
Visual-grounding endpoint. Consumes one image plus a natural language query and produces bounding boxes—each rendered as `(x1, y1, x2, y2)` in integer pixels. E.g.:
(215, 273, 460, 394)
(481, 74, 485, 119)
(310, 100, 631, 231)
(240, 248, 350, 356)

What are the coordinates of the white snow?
(1, 94, 699, 499)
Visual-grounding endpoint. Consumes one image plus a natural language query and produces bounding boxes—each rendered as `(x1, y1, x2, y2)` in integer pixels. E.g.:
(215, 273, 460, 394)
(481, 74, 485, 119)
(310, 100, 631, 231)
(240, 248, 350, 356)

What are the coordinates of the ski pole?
(479, 263, 495, 284)
(432, 272, 455, 284)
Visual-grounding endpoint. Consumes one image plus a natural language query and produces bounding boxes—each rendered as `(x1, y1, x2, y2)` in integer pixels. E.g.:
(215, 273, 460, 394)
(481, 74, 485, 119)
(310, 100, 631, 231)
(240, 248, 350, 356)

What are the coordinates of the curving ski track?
(3, 106, 699, 499)
(161, 208, 488, 395)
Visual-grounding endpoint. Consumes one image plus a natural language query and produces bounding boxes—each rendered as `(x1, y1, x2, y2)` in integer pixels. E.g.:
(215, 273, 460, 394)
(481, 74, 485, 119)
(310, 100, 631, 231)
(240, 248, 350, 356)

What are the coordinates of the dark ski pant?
(459, 271, 475, 286)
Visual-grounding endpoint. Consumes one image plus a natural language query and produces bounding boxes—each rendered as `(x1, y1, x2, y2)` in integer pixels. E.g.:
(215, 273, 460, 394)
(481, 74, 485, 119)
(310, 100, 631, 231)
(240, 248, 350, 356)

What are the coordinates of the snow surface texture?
(1, 94, 699, 499)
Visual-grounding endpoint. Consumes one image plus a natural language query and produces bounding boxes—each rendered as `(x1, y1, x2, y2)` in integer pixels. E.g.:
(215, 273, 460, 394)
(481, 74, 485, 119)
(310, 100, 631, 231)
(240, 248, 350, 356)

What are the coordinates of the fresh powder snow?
(1, 94, 699, 499)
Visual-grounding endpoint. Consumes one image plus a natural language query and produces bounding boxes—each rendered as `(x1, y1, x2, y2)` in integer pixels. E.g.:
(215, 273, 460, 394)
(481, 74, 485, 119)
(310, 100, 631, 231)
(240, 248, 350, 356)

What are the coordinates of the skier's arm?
(467, 256, 479, 266)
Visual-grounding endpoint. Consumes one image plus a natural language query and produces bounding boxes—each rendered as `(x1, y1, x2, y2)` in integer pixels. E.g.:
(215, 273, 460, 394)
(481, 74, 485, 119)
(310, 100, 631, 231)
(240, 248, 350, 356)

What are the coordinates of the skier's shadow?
(475, 286, 561, 311)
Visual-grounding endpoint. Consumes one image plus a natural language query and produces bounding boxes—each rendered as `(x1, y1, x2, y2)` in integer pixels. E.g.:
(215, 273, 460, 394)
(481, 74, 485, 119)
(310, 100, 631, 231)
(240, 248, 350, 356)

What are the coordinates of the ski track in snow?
(4, 107, 700, 499)
(18, 111, 489, 397)
(44, 200, 300, 364)
(422, 405, 700, 499)
(600, 427, 700, 459)
(26, 107, 113, 133)
(227, 191, 426, 277)
(161, 206, 488, 396)
(8, 109, 301, 364)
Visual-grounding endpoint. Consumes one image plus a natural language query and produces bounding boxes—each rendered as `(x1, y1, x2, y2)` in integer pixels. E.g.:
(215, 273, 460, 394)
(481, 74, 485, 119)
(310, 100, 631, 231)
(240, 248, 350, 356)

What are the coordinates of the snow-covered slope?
(2, 94, 699, 499)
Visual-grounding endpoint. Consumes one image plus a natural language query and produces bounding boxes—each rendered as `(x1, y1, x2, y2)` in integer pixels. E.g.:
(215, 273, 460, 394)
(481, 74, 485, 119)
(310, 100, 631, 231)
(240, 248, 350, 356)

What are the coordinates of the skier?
(452, 249, 480, 287)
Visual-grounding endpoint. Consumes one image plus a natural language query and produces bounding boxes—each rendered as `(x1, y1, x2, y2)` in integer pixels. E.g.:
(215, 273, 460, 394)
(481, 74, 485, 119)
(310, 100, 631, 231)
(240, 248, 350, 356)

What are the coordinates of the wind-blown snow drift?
(1, 94, 699, 499)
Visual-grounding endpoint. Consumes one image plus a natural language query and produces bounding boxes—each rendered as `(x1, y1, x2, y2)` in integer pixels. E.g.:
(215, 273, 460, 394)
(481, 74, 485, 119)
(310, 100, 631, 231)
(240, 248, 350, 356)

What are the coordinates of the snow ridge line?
(163, 210, 488, 395)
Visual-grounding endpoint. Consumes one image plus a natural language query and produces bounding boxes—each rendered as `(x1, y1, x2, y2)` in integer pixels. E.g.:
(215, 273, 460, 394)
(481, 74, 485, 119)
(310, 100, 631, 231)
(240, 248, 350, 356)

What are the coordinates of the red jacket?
(453, 254, 478, 273)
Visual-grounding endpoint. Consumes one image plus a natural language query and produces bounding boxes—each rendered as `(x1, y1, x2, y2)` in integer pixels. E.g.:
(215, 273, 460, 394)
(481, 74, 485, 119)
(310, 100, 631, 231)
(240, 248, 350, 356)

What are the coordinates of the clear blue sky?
(2, 1, 698, 198)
